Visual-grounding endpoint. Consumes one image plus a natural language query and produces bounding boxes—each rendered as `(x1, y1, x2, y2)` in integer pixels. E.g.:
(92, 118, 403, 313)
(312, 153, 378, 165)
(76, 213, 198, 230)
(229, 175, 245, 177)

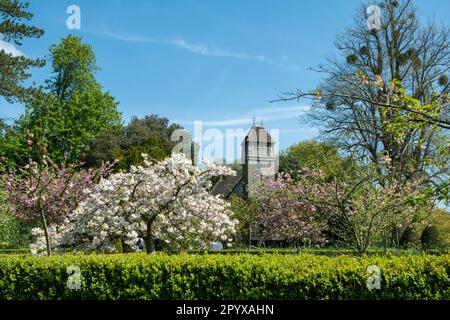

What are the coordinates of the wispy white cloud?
(178, 105, 310, 127)
(0, 39, 24, 57)
(168, 38, 273, 63)
(100, 27, 300, 71)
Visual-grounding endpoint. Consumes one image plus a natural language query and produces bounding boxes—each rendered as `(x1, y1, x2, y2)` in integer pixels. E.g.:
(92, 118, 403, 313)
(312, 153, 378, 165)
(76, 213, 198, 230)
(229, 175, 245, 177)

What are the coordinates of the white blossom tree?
(32, 153, 238, 254)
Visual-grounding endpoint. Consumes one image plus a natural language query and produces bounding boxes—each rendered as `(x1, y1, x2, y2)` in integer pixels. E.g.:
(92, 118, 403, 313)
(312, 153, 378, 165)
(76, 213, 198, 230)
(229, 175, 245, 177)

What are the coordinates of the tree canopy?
(2, 35, 122, 167)
(279, 141, 353, 179)
(85, 115, 182, 170)
(0, 0, 44, 102)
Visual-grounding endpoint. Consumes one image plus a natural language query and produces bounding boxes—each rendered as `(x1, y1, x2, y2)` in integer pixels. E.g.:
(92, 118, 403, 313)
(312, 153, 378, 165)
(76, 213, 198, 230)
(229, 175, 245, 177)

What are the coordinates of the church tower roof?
(241, 125, 275, 145)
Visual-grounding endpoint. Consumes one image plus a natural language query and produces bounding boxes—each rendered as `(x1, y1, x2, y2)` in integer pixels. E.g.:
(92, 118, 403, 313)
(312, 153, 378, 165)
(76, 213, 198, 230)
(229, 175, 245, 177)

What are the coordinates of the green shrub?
(0, 199, 21, 249)
(421, 225, 442, 250)
(0, 193, 34, 249)
(0, 248, 29, 254)
(186, 247, 446, 256)
(0, 253, 449, 300)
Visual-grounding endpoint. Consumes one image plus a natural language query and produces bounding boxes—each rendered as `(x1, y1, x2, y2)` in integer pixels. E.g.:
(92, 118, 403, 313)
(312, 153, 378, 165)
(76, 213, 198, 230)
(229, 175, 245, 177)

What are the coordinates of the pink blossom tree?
(2, 148, 115, 255)
(254, 174, 328, 246)
(291, 166, 428, 254)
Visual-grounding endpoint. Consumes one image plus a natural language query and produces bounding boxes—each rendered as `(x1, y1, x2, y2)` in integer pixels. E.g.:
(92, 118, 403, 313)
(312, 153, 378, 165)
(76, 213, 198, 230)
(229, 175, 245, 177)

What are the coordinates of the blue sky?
(1, 0, 450, 160)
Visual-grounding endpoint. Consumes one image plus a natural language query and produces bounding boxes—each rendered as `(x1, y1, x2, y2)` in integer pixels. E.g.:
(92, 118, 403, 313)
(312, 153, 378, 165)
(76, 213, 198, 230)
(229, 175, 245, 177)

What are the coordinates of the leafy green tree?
(0, 119, 26, 172)
(14, 35, 121, 164)
(0, 0, 44, 102)
(279, 141, 350, 179)
(86, 115, 181, 170)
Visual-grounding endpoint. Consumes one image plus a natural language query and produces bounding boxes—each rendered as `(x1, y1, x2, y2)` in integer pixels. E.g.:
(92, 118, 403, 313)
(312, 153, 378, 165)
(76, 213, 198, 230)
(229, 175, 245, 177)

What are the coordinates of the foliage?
(423, 209, 450, 246)
(85, 115, 182, 170)
(278, 141, 350, 179)
(365, 76, 450, 202)
(0, 253, 449, 299)
(421, 225, 443, 250)
(0, 0, 45, 102)
(0, 193, 19, 248)
(0, 119, 28, 173)
(11, 35, 122, 165)
(183, 247, 449, 256)
(398, 226, 418, 249)
(0, 191, 34, 249)
(228, 195, 258, 247)
(31, 153, 238, 255)
(0, 248, 28, 254)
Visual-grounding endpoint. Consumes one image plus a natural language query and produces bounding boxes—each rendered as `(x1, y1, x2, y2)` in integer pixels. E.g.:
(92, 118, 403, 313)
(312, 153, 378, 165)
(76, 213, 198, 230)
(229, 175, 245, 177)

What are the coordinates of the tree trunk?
(248, 223, 252, 248)
(383, 230, 388, 255)
(145, 220, 155, 254)
(396, 227, 400, 248)
(38, 205, 51, 256)
(355, 236, 367, 255)
(120, 239, 126, 253)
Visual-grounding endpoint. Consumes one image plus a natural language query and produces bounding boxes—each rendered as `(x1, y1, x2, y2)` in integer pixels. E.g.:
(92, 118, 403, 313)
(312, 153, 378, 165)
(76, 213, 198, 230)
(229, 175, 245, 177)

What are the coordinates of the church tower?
(241, 122, 277, 198)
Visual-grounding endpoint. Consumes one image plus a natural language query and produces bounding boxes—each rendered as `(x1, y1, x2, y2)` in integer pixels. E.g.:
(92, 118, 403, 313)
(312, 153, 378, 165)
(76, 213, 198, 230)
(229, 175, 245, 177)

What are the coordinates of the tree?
(2, 141, 115, 255)
(16, 35, 121, 164)
(31, 154, 238, 255)
(253, 174, 328, 247)
(276, 0, 450, 200)
(293, 164, 427, 254)
(0, 0, 44, 102)
(279, 141, 351, 179)
(85, 115, 182, 170)
(0, 118, 27, 173)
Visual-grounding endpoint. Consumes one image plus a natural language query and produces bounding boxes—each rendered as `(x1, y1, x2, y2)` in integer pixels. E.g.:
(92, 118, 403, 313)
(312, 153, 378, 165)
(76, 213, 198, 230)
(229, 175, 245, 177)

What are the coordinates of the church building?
(211, 123, 277, 199)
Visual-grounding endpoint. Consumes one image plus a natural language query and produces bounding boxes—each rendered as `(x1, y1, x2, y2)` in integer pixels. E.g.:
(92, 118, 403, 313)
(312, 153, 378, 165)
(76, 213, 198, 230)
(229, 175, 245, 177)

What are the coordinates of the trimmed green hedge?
(0, 253, 449, 300)
(188, 248, 358, 256)
(0, 248, 29, 254)
(1, 247, 447, 256)
(186, 248, 448, 256)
